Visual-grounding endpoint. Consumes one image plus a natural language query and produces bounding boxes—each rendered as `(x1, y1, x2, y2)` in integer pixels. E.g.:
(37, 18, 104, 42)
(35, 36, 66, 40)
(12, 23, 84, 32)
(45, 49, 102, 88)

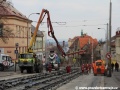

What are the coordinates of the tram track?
(0, 68, 80, 90)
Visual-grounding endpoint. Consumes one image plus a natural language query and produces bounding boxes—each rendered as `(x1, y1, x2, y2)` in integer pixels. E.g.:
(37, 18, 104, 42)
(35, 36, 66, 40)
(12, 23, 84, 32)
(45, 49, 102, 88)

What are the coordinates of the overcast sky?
(11, 0, 120, 41)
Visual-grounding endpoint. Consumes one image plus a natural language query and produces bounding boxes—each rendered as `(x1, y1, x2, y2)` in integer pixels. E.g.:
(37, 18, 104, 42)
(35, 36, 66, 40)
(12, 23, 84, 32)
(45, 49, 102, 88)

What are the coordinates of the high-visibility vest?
(73, 58, 76, 63)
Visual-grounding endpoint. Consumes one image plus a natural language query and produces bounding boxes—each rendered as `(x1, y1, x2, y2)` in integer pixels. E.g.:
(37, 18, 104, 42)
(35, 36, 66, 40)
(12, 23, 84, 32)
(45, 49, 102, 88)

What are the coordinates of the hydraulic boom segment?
(28, 9, 66, 57)
(28, 8, 86, 58)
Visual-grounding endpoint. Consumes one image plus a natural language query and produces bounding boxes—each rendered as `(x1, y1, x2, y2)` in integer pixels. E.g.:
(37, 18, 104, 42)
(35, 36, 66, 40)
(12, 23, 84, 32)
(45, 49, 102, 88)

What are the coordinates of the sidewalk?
(104, 70, 120, 89)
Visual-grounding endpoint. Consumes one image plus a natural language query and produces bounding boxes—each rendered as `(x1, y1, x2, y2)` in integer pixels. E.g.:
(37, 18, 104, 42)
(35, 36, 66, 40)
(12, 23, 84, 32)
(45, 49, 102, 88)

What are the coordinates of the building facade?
(0, 1, 32, 61)
(31, 25, 45, 53)
(115, 28, 120, 66)
(68, 33, 98, 65)
(0, 1, 46, 61)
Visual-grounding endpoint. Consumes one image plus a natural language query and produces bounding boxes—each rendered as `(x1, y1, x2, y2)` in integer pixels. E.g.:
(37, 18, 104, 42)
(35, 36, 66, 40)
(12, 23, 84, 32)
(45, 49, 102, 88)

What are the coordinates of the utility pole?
(106, 23, 109, 53)
(92, 39, 93, 63)
(108, 0, 112, 77)
(106, 23, 109, 64)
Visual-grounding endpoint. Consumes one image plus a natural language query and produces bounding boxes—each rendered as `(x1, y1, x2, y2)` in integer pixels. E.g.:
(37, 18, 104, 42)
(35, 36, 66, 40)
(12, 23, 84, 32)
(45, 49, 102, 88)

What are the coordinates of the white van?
(0, 54, 14, 71)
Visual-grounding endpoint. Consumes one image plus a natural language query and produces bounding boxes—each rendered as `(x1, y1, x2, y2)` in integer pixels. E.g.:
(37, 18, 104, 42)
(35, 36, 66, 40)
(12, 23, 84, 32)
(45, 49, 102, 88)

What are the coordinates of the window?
(18, 13, 22, 16)
(22, 47, 24, 53)
(96, 62, 102, 66)
(39, 41, 42, 49)
(19, 54, 33, 58)
(16, 26, 19, 37)
(12, 11, 16, 14)
(2, 56, 7, 60)
(20, 27, 24, 38)
(19, 26, 21, 37)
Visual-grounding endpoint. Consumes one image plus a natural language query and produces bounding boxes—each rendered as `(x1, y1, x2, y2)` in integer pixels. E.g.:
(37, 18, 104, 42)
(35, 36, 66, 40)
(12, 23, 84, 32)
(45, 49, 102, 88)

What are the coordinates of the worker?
(115, 62, 119, 72)
(81, 64, 85, 74)
(86, 64, 89, 74)
(48, 63, 52, 73)
(66, 62, 71, 73)
(88, 63, 92, 73)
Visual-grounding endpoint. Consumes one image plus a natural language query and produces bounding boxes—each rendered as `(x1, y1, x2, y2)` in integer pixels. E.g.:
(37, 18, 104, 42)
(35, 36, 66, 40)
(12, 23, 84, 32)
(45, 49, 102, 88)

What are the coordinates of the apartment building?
(115, 28, 120, 66)
(0, 1, 45, 61)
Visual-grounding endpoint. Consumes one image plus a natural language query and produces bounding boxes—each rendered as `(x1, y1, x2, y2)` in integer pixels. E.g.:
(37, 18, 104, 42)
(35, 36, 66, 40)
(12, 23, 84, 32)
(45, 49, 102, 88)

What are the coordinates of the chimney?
(81, 29, 83, 36)
(63, 41, 65, 47)
(116, 27, 120, 37)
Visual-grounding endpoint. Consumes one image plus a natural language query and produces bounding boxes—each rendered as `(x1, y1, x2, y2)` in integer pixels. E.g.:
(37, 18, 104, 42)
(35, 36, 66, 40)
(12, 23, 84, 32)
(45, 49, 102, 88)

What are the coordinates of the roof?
(69, 35, 98, 49)
(68, 36, 80, 42)
(31, 25, 44, 37)
(0, 1, 29, 20)
(79, 35, 98, 49)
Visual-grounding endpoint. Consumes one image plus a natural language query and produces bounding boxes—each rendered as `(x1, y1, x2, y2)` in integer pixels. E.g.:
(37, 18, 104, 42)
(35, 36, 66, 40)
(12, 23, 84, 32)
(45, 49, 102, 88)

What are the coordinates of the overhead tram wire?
(31, 19, 107, 28)
(39, 24, 107, 28)
(32, 21, 66, 25)
(66, 19, 109, 23)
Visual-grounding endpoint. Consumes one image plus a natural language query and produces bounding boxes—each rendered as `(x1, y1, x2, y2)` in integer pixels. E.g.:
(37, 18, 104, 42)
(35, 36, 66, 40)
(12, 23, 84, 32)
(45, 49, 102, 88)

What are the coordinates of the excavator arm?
(28, 9, 66, 57)
(28, 9, 47, 52)
(28, 8, 86, 58)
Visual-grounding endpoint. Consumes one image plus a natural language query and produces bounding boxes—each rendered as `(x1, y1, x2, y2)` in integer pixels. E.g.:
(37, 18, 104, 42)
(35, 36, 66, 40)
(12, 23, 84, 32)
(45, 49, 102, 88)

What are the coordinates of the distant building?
(31, 25, 44, 52)
(68, 33, 98, 65)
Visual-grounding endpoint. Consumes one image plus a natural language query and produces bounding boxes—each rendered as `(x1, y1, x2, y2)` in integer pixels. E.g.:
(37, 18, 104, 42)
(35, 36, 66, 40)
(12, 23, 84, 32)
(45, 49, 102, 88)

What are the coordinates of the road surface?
(57, 73, 107, 90)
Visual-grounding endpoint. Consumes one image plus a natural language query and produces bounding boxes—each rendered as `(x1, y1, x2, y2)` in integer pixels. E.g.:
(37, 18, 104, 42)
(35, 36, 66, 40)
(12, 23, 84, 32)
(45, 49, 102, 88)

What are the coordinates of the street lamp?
(27, 13, 40, 50)
(98, 23, 109, 51)
(108, 0, 112, 77)
(28, 13, 40, 19)
(98, 24, 109, 67)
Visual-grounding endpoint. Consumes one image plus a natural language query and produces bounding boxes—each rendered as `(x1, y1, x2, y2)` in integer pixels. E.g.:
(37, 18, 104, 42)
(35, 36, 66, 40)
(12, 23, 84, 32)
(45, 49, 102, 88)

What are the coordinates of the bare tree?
(0, 19, 15, 43)
(0, 1, 15, 43)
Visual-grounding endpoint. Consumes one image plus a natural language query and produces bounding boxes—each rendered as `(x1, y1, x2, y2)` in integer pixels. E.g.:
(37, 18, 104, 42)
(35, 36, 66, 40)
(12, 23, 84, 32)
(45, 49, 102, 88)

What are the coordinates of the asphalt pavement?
(57, 72, 104, 90)
(0, 66, 120, 90)
(57, 70, 120, 90)
(104, 70, 120, 89)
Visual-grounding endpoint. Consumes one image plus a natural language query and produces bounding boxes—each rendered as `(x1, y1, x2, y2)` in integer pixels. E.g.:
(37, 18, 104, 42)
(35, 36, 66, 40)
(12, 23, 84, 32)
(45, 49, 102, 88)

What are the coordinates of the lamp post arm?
(27, 13, 40, 50)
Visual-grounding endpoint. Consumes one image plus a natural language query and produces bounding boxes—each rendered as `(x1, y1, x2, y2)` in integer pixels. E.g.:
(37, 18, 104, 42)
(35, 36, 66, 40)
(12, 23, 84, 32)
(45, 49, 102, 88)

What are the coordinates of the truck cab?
(18, 53, 43, 73)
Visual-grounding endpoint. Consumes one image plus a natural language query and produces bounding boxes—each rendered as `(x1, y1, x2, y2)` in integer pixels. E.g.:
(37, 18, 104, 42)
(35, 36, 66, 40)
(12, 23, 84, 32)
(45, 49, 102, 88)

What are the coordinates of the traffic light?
(0, 23, 3, 36)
